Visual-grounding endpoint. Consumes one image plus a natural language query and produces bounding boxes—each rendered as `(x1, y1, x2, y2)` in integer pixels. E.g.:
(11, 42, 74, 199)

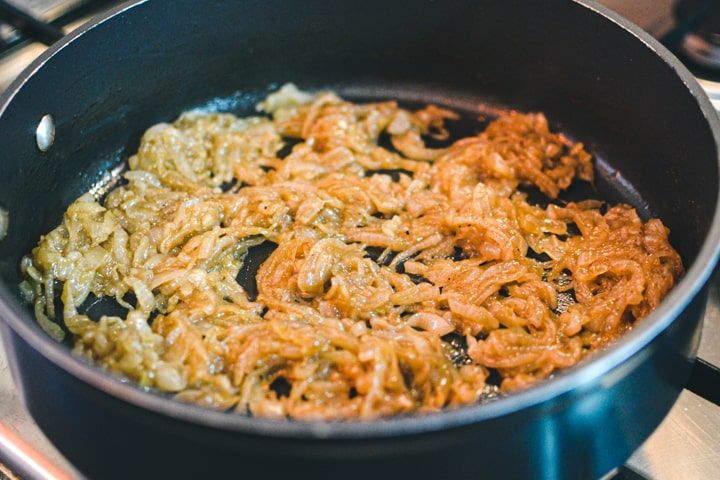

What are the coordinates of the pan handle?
(0, 421, 74, 480)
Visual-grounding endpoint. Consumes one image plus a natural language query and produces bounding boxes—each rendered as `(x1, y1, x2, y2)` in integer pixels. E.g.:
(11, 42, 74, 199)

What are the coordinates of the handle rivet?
(36, 114, 55, 152)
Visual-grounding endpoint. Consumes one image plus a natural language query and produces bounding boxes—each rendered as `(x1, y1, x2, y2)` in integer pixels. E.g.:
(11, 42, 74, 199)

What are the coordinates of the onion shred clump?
(21, 84, 683, 420)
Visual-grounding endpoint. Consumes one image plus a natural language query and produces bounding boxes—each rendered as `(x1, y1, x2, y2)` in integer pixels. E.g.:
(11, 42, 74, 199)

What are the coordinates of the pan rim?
(0, 0, 719, 440)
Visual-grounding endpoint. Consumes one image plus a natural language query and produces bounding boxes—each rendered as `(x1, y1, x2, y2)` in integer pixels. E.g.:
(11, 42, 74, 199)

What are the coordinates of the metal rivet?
(36, 114, 55, 152)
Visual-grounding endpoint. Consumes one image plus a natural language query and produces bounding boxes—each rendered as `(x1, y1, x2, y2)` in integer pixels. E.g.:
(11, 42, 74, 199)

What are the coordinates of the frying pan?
(0, 0, 719, 478)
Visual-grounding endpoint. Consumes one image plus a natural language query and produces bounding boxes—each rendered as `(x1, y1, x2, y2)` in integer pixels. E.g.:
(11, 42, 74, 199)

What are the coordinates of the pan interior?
(0, 84, 699, 341)
(19, 86, 660, 381)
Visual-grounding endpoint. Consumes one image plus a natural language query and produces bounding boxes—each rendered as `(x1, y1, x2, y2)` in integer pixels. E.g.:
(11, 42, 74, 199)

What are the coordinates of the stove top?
(0, 1, 718, 479)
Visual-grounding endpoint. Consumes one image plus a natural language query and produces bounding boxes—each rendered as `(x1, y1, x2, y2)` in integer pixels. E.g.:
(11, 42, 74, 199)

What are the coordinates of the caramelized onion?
(407, 312, 454, 336)
(23, 84, 682, 419)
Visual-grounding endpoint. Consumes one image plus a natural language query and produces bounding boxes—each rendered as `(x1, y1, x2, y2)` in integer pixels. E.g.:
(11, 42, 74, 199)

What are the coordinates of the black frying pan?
(0, 1, 719, 479)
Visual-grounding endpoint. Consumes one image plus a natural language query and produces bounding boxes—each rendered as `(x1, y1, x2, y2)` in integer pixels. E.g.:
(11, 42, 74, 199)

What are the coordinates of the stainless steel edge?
(0, 339, 77, 478)
(0, 420, 74, 480)
(698, 271, 720, 366)
(627, 390, 720, 479)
